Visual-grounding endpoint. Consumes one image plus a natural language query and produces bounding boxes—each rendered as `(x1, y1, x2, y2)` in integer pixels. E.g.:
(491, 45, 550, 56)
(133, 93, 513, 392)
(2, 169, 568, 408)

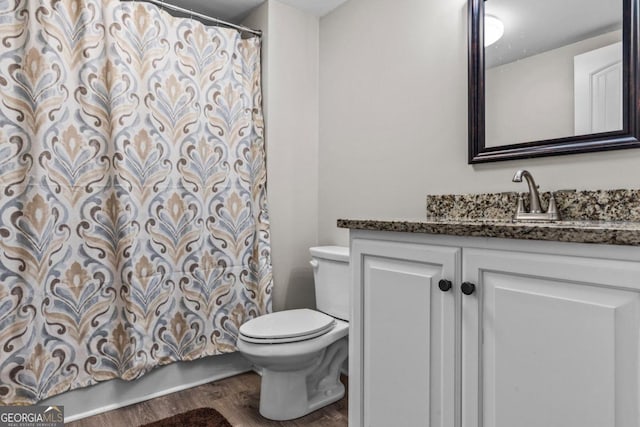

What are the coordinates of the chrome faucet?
(512, 169, 542, 213)
(512, 169, 560, 221)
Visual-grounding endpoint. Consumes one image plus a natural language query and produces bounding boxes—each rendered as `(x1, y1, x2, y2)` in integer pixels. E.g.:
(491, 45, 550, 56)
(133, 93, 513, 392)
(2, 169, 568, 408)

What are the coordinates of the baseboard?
(38, 353, 251, 423)
(341, 357, 349, 376)
(252, 361, 348, 377)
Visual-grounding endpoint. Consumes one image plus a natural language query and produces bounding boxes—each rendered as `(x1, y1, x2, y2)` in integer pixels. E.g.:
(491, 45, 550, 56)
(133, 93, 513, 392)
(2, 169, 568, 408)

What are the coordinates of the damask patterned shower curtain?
(0, 0, 271, 404)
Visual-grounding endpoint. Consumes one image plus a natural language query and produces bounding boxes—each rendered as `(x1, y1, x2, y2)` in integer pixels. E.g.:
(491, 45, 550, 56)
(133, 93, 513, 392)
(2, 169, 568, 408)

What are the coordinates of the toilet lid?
(239, 309, 336, 343)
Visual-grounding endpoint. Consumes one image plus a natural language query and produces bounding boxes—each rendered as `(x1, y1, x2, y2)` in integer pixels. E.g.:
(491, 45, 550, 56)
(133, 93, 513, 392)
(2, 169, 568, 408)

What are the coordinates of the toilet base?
(257, 337, 348, 421)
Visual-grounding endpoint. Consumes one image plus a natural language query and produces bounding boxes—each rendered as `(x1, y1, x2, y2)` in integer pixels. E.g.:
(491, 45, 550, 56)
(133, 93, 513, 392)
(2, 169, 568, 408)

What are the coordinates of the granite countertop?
(337, 218, 640, 246)
(337, 189, 640, 246)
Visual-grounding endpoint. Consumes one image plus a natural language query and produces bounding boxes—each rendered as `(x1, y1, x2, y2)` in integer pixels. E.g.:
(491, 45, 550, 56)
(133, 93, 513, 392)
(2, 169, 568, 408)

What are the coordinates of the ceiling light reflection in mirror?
(485, 15, 504, 47)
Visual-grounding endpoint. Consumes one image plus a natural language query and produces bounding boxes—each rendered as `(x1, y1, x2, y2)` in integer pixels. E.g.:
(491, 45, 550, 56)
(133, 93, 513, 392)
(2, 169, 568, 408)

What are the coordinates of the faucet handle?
(547, 192, 560, 220)
(515, 193, 526, 216)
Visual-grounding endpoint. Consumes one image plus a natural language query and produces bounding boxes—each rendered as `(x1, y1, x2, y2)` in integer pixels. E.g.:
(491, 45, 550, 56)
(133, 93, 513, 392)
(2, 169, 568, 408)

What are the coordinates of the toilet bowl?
(237, 246, 350, 421)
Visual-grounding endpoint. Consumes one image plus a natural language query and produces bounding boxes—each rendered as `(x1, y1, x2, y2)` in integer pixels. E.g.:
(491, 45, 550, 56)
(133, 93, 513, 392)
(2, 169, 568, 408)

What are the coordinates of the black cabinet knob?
(438, 279, 452, 292)
(461, 282, 476, 295)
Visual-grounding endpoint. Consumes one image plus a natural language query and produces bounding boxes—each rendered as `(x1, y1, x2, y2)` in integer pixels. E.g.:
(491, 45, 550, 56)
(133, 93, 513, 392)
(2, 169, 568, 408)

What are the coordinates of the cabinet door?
(351, 239, 460, 427)
(462, 248, 640, 427)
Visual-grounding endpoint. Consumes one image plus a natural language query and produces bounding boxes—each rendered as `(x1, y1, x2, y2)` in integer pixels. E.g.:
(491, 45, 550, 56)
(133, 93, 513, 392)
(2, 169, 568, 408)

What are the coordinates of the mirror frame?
(468, 0, 640, 163)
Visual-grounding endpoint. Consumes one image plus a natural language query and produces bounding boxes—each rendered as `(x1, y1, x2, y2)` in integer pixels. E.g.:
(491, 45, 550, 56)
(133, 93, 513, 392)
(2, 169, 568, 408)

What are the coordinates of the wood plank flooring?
(67, 372, 348, 427)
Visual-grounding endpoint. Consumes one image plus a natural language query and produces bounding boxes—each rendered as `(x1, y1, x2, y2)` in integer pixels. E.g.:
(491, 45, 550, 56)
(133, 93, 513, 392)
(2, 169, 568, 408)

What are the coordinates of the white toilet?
(237, 246, 350, 421)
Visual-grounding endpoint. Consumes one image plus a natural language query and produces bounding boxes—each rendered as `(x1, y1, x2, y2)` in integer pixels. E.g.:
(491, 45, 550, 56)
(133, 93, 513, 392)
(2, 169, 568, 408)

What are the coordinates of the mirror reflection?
(484, 0, 623, 148)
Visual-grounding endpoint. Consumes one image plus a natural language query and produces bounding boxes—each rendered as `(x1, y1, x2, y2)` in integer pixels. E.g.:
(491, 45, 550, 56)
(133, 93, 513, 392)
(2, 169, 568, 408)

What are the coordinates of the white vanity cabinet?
(349, 230, 640, 427)
(351, 238, 460, 427)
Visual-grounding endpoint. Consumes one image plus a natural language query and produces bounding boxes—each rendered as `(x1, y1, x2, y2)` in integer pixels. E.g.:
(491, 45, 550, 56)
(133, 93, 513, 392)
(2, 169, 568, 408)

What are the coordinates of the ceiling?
(171, 0, 349, 22)
(485, 0, 621, 68)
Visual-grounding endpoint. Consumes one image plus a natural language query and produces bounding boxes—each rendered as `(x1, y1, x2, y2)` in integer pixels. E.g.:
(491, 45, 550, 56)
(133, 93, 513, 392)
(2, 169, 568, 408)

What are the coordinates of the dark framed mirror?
(468, 0, 640, 163)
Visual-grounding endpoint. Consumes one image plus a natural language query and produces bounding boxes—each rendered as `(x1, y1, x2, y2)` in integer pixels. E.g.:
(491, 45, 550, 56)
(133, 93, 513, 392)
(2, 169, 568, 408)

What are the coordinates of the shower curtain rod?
(129, 0, 262, 36)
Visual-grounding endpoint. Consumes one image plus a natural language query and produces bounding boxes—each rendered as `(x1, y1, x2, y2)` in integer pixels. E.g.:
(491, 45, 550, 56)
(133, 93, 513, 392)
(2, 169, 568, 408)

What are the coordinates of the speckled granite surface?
(337, 218, 640, 246)
(425, 189, 640, 222)
(337, 189, 640, 246)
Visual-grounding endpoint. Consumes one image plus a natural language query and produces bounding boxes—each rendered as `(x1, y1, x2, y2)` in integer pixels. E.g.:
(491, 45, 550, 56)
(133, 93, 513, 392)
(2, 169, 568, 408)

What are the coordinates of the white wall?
(319, 0, 640, 246)
(244, 1, 320, 311)
(486, 31, 621, 147)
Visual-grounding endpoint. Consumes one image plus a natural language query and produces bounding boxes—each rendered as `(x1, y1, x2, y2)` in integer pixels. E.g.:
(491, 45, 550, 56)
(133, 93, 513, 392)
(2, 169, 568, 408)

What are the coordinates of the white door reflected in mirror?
(574, 42, 623, 135)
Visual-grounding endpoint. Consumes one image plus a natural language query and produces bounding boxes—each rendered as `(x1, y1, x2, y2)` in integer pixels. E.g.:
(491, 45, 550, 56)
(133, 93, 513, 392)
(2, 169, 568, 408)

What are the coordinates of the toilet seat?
(239, 309, 336, 344)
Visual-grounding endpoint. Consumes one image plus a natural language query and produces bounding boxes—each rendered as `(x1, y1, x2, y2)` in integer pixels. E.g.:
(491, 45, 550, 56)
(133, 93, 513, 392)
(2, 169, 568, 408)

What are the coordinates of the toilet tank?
(309, 246, 350, 321)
